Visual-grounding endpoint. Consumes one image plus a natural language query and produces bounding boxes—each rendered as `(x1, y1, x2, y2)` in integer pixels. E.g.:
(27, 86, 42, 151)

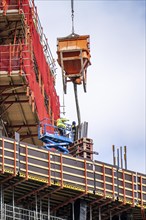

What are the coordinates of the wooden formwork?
(0, 136, 146, 217)
(68, 137, 93, 160)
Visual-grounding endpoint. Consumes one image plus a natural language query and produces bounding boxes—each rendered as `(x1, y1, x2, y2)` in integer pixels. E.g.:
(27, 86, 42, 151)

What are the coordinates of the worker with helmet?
(72, 121, 77, 141)
(56, 118, 69, 136)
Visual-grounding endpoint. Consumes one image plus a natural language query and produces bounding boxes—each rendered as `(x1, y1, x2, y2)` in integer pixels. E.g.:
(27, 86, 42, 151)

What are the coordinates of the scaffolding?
(0, 0, 60, 145)
(0, 204, 65, 220)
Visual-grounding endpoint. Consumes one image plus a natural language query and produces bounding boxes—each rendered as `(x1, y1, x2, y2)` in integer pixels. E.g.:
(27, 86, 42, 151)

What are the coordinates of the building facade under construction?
(0, 1, 146, 219)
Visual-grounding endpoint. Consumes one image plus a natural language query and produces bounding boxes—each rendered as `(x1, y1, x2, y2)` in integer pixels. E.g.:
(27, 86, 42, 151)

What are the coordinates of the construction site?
(0, 1, 146, 219)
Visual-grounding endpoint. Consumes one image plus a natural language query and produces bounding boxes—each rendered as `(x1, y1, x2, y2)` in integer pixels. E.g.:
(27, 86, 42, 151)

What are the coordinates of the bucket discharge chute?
(57, 34, 91, 93)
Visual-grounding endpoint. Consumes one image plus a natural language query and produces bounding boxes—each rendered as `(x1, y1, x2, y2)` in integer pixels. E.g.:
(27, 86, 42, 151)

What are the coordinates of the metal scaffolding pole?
(72, 202, 74, 220)
(48, 197, 50, 220)
(99, 207, 101, 220)
(117, 148, 120, 199)
(35, 194, 38, 220)
(110, 211, 112, 220)
(40, 198, 42, 219)
(120, 146, 123, 169)
(90, 205, 92, 220)
(0, 184, 3, 220)
(12, 187, 15, 219)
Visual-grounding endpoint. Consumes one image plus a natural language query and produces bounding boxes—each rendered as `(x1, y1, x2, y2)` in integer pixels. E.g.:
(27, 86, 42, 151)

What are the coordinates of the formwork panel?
(0, 137, 146, 210)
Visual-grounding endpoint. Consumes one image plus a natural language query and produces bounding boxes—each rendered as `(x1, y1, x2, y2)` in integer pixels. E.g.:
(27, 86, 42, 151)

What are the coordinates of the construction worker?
(56, 118, 69, 136)
(72, 121, 77, 141)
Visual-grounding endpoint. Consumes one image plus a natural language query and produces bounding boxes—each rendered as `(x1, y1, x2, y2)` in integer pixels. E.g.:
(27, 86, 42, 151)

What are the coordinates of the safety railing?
(28, 0, 56, 74)
(0, 203, 66, 220)
(38, 118, 73, 140)
(0, 0, 56, 76)
(0, 0, 60, 120)
(0, 136, 146, 209)
(0, 44, 31, 74)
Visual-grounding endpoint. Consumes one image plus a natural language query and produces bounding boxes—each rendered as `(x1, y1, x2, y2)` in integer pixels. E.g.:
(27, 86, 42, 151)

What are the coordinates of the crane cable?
(71, 0, 81, 126)
(71, 0, 74, 35)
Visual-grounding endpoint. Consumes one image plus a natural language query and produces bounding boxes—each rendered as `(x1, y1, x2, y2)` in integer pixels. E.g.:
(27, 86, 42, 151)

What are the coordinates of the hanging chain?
(71, 0, 74, 34)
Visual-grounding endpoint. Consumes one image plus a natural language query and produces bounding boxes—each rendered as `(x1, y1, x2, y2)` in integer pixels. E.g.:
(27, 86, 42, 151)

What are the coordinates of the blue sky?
(35, 0, 145, 174)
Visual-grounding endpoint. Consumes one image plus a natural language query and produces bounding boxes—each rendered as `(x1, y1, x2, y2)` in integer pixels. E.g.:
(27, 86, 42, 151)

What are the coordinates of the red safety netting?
(0, 0, 60, 123)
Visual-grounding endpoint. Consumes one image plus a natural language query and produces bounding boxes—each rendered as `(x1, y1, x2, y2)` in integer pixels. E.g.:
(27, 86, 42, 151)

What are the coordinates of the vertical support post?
(60, 154, 63, 188)
(112, 145, 116, 166)
(4, 203, 6, 220)
(112, 167, 115, 200)
(124, 146, 127, 169)
(0, 126, 3, 137)
(35, 6, 38, 30)
(120, 146, 123, 169)
(12, 187, 15, 220)
(2, 0, 8, 15)
(39, 72, 41, 87)
(117, 148, 120, 200)
(9, 43, 11, 75)
(140, 176, 143, 208)
(93, 161, 96, 194)
(83, 142, 87, 158)
(0, 184, 3, 220)
(35, 194, 38, 220)
(2, 138, 4, 174)
(25, 145, 28, 180)
(132, 174, 135, 207)
(122, 170, 126, 204)
(72, 202, 74, 220)
(99, 207, 101, 220)
(19, 42, 22, 75)
(32, 0, 35, 18)
(89, 205, 92, 220)
(119, 214, 121, 220)
(110, 211, 112, 220)
(40, 199, 42, 220)
(14, 141, 16, 176)
(135, 172, 139, 205)
(103, 164, 106, 198)
(117, 148, 120, 169)
(48, 197, 50, 220)
(48, 152, 51, 186)
(84, 159, 87, 194)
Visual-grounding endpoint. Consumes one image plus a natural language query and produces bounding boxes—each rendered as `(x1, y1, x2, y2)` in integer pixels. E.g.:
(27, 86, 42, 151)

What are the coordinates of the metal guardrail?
(0, 0, 56, 76)
(0, 204, 65, 220)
